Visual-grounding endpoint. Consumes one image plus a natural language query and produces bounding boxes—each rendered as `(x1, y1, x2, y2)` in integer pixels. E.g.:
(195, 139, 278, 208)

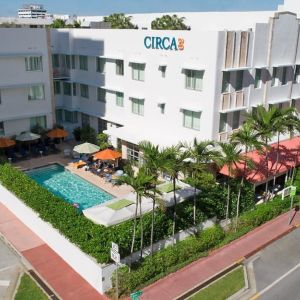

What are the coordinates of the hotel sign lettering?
(144, 36, 184, 51)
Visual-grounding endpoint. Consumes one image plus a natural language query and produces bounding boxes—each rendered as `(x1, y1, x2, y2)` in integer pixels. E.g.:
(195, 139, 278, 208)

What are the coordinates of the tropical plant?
(230, 123, 262, 229)
(103, 13, 138, 29)
(72, 127, 81, 141)
(97, 133, 110, 150)
(117, 165, 156, 262)
(182, 139, 220, 225)
(80, 125, 97, 144)
(138, 141, 164, 255)
(48, 18, 81, 28)
(245, 105, 278, 195)
(160, 145, 189, 244)
(217, 142, 249, 224)
(151, 15, 190, 30)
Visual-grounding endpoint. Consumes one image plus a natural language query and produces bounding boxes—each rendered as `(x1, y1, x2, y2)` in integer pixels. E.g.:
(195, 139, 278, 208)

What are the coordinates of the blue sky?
(0, 0, 284, 17)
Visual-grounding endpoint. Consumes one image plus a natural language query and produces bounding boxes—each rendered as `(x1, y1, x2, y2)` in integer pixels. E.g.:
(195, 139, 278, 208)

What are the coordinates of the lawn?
(107, 199, 133, 210)
(189, 266, 245, 300)
(14, 273, 48, 300)
(158, 183, 181, 193)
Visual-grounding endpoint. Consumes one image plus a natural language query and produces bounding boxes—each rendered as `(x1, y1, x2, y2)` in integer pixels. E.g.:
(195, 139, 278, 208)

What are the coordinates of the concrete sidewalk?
(0, 203, 107, 300)
(141, 209, 300, 300)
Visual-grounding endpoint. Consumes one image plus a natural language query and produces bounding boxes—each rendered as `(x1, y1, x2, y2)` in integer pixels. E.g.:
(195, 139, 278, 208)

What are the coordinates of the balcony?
(220, 91, 246, 112)
(53, 68, 70, 80)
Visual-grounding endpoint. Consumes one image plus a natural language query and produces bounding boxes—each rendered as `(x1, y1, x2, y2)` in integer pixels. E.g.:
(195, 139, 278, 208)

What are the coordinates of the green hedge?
(112, 197, 291, 296)
(0, 163, 207, 263)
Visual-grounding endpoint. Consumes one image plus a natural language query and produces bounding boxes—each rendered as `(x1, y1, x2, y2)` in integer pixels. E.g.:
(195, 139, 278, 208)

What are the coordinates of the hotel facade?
(1, 0, 300, 161)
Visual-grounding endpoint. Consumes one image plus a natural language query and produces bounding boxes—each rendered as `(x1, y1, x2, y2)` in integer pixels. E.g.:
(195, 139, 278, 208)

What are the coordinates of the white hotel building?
(1, 0, 300, 160)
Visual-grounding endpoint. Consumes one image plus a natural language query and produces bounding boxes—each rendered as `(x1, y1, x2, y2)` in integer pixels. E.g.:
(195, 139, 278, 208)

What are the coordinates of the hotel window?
(116, 60, 124, 75)
(185, 69, 204, 91)
(52, 54, 59, 68)
(0, 121, 4, 136)
(222, 71, 230, 93)
(71, 55, 76, 69)
(282, 67, 288, 85)
(25, 56, 42, 71)
(158, 103, 165, 114)
(54, 81, 61, 94)
(80, 84, 89, 98)
(96, 57, 106, 73)
(294, 65, 300, 83)
(64, 110, 78, 123)
(72, 83, 77, 96)
(98, 118, 108, 133)
(63, 82, 72, 96)
(131, 63, 145, 81)
(159, 65, 166, 78)
(232, 111, 240, 130)
(65, 55, 71, 69)
(28, 85, 45, 100)
(271, 67, 279, 87)
(30, 115, 46, 129)
(97, 88, 106, 102)
(81, 113, 90, 127)
(235, 70, 244, 91)
(131, 98, 144, 115)
(116, 92, 124, 107)
(79, 56, 88, 71)
(219, 113, 227, 133)
(183, 110, 201, 130)
(55, 109, 63, 124)
(127, 142, 140, 162)
(254, 69, 262, 89)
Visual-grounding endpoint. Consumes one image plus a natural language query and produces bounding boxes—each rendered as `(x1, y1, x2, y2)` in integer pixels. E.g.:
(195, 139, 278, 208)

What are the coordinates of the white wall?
(0, 184, 104, 294)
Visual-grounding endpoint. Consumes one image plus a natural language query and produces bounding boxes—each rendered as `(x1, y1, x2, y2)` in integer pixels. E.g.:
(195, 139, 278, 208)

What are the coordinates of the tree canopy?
(48, 19, 81, 29)
(151, 14, 190, 30)
(103, 13, 138, 29)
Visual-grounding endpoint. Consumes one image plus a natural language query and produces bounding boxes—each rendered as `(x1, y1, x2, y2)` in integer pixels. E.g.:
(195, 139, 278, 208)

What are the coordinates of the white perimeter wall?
(0, 184, 104, 294)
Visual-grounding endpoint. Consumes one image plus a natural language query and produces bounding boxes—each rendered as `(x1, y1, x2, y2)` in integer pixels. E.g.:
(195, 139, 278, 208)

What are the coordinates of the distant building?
(18, 4, 47, 19)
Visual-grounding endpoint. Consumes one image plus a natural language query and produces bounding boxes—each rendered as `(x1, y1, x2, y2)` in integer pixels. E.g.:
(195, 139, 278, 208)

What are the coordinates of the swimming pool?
(26, 164, 113, 210)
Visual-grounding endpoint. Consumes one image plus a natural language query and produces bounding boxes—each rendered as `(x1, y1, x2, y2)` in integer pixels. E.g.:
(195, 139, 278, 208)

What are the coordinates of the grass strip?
(189, 266, 244, 300)
(15, 273, 48, 300)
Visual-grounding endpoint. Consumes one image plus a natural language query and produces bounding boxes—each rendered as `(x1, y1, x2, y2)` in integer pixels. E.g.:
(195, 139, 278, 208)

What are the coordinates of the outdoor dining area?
(0, 128, 68, 162)
(70, 142, 124, 184)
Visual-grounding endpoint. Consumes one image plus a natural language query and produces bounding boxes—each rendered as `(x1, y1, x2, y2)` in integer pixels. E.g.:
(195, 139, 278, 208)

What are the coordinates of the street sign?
(111, 242, 119, 253)
(291, 186, 297, 197)
(130, 291, 143, 300)
(110, 249, 120, 263)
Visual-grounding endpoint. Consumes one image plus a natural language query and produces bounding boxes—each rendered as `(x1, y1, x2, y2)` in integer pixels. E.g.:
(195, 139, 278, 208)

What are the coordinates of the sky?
(0, 0, 284, 17)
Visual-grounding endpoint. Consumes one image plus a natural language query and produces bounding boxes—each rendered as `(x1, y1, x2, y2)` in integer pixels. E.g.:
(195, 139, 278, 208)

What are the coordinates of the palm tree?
(230, 123, 261, 228)
(160, 145, 188, 244)
(183, 139, 220, 225)
(271, 107, 298, 194)
(117, 165, 155, 263)
(103, 13, 138, 29)
(246, 105, 278, 196)
(138, 141, 164, 255)
(217, 142, 248, 224)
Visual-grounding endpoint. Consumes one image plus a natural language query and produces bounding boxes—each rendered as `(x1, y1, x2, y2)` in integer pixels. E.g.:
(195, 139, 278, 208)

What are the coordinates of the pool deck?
(12, 141, 132, 199)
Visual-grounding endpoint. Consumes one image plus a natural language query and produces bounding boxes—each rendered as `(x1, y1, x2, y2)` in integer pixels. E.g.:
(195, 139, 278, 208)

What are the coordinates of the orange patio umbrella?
(47, 128, 68, 138)
(93, 148, 122, 161)
(0, 137, 16, 148)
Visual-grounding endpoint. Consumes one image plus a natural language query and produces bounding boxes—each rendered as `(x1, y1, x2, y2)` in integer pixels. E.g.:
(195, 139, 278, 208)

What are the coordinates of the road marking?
(256, 261, 300, 297)
(0, 280, 10, 286)
(235, 257, 245, 264)
(0, 266, 15, 272)
(249, 293, 260, 300)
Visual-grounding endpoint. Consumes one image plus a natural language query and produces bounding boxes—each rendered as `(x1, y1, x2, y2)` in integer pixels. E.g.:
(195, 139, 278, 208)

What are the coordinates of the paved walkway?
(141, 209, 300, 300)
(0, 203, 107, 300)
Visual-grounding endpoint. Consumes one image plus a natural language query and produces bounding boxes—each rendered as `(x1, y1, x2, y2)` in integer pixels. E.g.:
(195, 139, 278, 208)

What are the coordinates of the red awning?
(219, 136, 300, 184)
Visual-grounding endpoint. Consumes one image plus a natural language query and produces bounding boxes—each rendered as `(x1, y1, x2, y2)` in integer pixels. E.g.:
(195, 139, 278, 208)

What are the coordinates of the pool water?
(26, 164, 113, 210)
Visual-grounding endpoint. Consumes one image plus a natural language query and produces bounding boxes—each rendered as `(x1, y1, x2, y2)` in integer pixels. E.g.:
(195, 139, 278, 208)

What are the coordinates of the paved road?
(0, 238, 23, 299)
(251, 228, 300, 300)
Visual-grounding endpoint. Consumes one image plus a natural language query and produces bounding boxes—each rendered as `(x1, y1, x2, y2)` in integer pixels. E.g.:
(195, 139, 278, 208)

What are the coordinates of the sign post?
(288, 186, 297, 224)
(110, 242, 120, 300)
